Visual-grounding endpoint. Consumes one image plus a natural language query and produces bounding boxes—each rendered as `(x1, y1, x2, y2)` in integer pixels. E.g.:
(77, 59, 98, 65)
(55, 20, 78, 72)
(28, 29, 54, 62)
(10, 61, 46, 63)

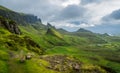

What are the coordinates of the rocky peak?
(0, 5, 42, 25)
(77, 28, 92, 33)
(47, 23, 55, 29)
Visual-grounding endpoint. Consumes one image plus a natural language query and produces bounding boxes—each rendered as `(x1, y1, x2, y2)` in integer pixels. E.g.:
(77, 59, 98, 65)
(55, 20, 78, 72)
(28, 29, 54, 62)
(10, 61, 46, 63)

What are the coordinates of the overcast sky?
(0, 0, 120, 34)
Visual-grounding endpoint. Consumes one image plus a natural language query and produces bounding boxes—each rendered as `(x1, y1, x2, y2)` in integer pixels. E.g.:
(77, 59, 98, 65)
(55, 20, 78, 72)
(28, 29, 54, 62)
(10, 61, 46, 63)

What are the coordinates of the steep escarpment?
(0, 5, 41, 25)
(46, 23, 63, 39)
(0, 16, 21, 34)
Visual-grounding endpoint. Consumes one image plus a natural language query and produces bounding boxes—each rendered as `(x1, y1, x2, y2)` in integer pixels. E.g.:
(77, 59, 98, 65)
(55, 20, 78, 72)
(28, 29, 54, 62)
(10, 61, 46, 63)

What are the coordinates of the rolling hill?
(0, 5, 120, 73)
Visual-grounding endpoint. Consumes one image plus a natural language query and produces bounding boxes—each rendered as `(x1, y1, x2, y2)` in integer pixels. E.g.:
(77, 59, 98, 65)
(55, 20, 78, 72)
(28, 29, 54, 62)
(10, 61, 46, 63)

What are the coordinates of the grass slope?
(20, 24, 120, 73)
(0, 8, 120, 72)
(46, 28, 63, 39)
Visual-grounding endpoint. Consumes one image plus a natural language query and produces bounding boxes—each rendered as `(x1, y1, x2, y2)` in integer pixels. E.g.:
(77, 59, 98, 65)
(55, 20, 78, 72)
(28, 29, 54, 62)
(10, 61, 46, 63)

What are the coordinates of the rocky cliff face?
(22, 14, 41, 24)
(0, 16, 21, 34)
(47, 23, 56, 29)
(0, 6, 41, 25)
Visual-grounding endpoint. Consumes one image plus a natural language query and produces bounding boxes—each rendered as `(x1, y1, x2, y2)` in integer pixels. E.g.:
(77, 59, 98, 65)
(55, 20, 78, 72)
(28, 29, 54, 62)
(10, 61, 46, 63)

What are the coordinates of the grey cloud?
(111, 9, 120, 20)
(0, 0, 89, 28)
(0, 0, 89, 25)
(0, 0, 61, 21)
(68, 20, 87, 25)
(81, 0, 101, 5)
(69, 21, 83, 25)
(53, 5, 87, 21)
(102, 9, 120, 26)
(89, 9, 120, 35)
(103, 9, 120, 21)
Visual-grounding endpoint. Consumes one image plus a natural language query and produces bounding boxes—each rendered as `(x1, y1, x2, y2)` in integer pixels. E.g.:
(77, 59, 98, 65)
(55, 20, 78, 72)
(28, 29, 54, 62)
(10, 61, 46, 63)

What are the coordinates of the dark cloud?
(69, 21, 82, 25)
(0, 0, 88, 27)
(110, 9, 120, 20)
(0, 0, 119, 34)
(81, 0, 101, 5)
(89, 8, 120, 35)
(68, 21, 87, 25)
(53, 5, 87, 21)
(0, 0, 61, 21)
(102, 9, 120, 28)
(103, 9, 120, 21)
(60, 5, 86, 19)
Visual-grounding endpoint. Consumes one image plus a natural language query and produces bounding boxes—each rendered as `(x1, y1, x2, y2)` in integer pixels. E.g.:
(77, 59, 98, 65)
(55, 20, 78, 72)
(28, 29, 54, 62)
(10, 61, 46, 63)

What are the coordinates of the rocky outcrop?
(0, 16, 21, 34)
(23, 14, 41, 24)
(47, 23, 55, 29)
(41, 55, 107, 73)
(41, 55, 82, 72)
(46, 27, 63, 39)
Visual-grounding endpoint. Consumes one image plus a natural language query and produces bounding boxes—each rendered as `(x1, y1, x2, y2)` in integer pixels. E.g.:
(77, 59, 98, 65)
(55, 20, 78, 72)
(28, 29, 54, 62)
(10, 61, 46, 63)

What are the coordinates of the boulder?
(72, 63, 80, 70)
(20, 55, 26, 63)
(26, 53, 32, 60)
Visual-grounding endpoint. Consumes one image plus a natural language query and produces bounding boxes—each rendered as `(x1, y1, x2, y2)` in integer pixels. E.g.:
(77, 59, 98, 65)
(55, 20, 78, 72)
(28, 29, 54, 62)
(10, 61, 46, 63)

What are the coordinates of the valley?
(0, 5, 120, 73)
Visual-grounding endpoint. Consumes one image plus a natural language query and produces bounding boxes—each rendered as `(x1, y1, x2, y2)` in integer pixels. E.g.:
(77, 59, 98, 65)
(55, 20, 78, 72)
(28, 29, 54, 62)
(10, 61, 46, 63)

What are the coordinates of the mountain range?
(0, 5, 120, 73)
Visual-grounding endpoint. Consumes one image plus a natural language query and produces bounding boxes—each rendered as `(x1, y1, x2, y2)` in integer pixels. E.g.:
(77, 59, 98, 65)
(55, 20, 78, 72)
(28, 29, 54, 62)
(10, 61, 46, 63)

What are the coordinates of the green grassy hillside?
(0, 17, 108, 73)
(19, 22, 120, 73)
(0, 5, 120, 73)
